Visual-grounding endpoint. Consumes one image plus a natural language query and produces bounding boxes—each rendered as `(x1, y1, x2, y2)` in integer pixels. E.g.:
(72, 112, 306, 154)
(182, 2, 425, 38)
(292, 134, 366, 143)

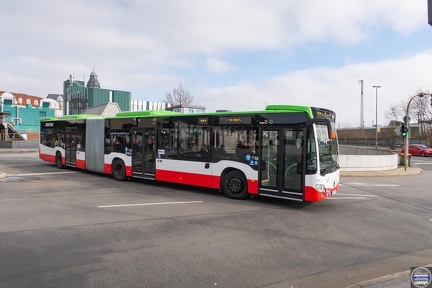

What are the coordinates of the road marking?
(327, 197, 366, 200)
(7, 172, 77, 177)
(342, 183, 399, 187)
(98, 201, 203, 208)
(327, 193, 378, 200)
(336, 193, 378, 197)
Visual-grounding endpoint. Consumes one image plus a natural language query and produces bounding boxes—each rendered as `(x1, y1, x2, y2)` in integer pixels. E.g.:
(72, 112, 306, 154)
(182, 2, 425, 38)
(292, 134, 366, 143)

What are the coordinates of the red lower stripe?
(76, 159, 85, 169)
(156, 169, 216, 188)
(304, 183, 340, 202)
(39, 153, 55, 163)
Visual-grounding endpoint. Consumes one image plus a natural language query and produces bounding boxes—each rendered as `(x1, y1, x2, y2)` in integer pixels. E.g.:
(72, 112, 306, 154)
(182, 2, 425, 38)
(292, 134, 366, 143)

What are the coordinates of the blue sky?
(1, 0, 432, 128)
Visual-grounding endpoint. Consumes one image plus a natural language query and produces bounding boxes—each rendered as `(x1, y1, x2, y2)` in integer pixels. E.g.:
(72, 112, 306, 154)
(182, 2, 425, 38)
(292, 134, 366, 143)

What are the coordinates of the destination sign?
(218, 116, 251, 125)
(198, 117, 208, 125)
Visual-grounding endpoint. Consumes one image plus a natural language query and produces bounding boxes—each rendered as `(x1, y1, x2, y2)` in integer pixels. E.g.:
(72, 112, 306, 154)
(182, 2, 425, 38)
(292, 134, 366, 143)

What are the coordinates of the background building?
(1, 69, 172, 144)
(131, 100, 171, 111)
(63, 70, 131, 115)
(166, 104, 206, 114)
(0, 91, 55, 141)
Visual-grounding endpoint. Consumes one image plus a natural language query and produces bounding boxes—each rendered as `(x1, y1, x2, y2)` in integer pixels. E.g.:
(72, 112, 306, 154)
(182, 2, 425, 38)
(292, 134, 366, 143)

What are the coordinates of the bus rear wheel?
(112, 159, 126, 181)
(55, 152, 64, 169)
(222, 170, 249, 200)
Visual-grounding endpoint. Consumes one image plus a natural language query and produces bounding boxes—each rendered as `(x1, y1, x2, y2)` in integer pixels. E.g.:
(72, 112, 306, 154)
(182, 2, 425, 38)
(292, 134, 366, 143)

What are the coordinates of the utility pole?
(358, 80, 364, 129)
(372, 85, 381, 150)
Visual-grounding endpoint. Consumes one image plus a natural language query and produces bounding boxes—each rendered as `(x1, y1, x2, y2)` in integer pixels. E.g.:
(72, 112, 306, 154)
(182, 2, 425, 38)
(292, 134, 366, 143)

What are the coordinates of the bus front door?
(132, 128, 155, 179)
(259, 128, 305, 201)
(65, 127, 77, 166)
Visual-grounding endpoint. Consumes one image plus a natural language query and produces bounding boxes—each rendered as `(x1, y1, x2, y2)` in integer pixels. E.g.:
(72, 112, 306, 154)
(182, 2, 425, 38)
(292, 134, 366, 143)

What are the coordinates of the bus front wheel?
(112, 159, 126, 181)
(55, 152, 64, 169)
(222, 170, 249, 200)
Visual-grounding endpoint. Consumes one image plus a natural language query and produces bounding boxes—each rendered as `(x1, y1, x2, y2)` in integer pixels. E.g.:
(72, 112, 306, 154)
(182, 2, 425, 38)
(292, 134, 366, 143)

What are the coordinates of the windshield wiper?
(320, 160, 339, 176)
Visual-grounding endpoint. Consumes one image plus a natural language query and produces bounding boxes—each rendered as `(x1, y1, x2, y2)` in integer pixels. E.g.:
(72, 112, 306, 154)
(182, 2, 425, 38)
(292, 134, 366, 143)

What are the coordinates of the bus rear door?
(259, 127, 305, 201)
(132, 128, 155, 179)
(65, 127, 77, 166)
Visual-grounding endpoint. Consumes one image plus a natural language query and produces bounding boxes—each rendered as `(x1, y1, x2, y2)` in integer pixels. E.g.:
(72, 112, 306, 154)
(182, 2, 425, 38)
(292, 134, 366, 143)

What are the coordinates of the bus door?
(259, 127, 305, 201)
(65, 127, 77, 166)
(132, 128, 155, 179)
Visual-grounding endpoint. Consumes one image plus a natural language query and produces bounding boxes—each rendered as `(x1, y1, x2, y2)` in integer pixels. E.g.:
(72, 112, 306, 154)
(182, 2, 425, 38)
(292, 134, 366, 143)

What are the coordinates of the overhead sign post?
(429, 0, 432, 26)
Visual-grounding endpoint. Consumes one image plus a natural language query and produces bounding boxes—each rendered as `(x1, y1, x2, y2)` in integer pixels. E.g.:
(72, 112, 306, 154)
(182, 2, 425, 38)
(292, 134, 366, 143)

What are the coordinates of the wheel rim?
(115, 164, 124, 177)
(228, 177, 244, 194)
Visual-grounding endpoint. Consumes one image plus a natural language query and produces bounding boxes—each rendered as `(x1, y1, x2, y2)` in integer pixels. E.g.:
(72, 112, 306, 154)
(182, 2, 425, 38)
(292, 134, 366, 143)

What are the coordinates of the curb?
(0, 149, 38, 154)
(341, 166, 422, 177)
(346, 270, 410, 288)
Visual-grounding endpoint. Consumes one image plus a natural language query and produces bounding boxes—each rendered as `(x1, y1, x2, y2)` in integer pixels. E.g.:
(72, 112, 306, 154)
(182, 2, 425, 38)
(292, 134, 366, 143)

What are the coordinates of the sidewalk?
(347, 271, 410, 288)
(341, 165, 422, 177)
(0, 147, 38, 154)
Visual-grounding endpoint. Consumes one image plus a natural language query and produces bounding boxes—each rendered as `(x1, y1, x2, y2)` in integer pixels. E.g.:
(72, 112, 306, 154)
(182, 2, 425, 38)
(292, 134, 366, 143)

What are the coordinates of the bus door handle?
(205, 163, 210, 169)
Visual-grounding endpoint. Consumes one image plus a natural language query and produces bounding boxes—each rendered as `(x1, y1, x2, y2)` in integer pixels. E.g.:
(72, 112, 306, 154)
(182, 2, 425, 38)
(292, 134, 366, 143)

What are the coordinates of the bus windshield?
(315, 124, 339, 175)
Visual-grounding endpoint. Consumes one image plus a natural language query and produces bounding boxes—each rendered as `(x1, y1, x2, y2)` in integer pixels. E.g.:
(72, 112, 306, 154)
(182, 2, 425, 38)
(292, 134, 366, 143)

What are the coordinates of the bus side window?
(215, 144, 227, 159)
(114, 136, 125, 153)
(105, 137, 111, 154)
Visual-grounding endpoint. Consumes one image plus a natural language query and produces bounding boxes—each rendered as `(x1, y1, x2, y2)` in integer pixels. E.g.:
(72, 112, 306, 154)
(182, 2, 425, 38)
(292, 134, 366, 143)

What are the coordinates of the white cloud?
(199, 50, 432, 127)
(0, 0, 430, 128)
(205, 58, 237, 73)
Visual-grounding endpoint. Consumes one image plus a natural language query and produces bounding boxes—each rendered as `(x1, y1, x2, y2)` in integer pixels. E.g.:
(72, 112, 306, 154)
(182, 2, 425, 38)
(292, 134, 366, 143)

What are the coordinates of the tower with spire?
(86, 69, 100, 88)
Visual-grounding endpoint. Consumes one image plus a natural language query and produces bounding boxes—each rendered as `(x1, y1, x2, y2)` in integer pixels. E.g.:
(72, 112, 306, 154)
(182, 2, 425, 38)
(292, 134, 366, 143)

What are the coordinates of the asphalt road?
(410, 155, 432, 172)
(1, 152, 432, 288)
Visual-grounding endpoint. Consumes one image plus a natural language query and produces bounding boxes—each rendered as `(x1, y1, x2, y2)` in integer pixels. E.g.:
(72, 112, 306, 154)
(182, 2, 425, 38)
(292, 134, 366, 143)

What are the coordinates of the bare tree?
(384, 101, 405, 125)
(408, 93, 432, 140)
(384, 89, 432, 145)
(381, 128, 401, 150)
(163, 83, 195, 106)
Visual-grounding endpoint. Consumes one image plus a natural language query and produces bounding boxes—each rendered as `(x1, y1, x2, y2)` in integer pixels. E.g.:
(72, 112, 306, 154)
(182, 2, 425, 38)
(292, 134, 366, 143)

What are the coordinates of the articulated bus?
(39, 105, 340, 202)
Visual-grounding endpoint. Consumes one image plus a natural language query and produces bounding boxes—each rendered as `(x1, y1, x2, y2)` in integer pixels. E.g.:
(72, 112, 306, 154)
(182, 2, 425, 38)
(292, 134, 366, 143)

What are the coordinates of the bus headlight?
(315, 184, 326, 192)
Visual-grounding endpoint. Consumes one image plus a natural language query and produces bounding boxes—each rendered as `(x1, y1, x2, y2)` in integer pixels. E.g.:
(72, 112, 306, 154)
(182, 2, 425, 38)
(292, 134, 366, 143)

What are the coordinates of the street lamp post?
(372, 85, 381, 149)
(404, 93, 432, 170)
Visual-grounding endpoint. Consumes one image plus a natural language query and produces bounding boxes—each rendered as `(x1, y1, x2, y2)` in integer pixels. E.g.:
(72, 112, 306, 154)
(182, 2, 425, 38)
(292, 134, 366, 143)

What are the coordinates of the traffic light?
(400, 123, 408, 138)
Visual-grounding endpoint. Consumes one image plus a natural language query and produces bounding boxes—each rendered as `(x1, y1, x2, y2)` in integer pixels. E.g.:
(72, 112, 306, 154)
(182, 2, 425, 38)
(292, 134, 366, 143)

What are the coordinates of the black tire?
(222, 170, 249, 200)
(112, 159, 126, 181)
(55, 152, 64, 169)
(420, 152, 425, 157)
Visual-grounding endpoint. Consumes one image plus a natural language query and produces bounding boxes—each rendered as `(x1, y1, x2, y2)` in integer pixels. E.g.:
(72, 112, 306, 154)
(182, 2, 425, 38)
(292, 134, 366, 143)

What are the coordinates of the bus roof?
(115, 110, 181, 118)
(265, 105, 313, 117)
(40, 114, 105, 122)
(113, 105, 315, 118)
(40, 105, 332, 122)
